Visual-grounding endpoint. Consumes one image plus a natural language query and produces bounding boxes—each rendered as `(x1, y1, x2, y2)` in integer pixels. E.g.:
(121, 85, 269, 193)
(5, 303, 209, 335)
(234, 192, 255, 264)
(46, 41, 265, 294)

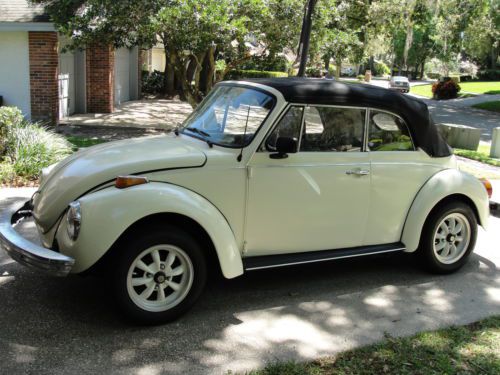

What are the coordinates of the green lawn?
(411, 81, 500, 98)
(66, 136, 109, 150)
(454, 143, 500, 167)
(245, 317, 500, 375)
(460, 81, 500, 95)
(472, 100, 500, 113)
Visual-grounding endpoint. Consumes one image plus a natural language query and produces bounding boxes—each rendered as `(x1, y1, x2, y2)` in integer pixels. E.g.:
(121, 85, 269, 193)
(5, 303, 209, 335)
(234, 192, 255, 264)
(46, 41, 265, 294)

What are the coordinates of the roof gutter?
(0, 22, 55, 32)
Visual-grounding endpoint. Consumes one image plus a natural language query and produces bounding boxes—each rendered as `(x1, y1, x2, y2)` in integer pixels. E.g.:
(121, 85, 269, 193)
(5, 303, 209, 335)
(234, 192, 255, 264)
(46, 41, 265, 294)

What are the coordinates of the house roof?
(228, 78, 452, 157)
(0, 0, 49, 23)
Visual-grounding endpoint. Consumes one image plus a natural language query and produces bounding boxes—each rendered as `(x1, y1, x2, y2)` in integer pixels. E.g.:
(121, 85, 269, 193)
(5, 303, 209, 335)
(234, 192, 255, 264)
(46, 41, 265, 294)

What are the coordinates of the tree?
(463, 0, 500, 68)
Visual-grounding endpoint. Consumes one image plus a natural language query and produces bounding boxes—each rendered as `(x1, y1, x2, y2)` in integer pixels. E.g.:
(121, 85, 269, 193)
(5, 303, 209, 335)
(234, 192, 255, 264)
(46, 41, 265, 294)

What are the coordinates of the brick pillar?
(28, 32, 59, 123)
(86, 44, 114, 113)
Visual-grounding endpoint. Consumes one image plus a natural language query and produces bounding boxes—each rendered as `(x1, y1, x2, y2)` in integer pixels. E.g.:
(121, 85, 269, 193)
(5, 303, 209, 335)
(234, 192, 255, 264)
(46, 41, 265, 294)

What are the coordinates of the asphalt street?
(0, 188, 499, 374)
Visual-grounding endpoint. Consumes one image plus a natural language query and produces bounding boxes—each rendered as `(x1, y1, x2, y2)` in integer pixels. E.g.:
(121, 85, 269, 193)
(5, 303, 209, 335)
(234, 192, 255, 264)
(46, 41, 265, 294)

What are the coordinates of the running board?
(243, 243, 405, 271)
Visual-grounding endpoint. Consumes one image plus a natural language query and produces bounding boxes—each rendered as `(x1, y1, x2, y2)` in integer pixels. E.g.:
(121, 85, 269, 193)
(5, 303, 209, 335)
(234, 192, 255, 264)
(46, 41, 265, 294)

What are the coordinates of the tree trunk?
(200, 45, 216, 95)
(324, 56, 330, 72)
(163, 46, 175, 96)
(403, 24, 413, 75)
(335, 58, 341, 80)
(192, 51, 206, 103)
(369, 55, 375, 73)
(297, 0, 318, 77)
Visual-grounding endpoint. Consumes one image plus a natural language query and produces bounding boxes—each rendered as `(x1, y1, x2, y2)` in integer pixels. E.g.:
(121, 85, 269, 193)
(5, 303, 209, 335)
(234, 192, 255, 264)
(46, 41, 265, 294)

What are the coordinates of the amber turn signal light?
(115, 176, 149, 189)
(480, 178, 492, 199)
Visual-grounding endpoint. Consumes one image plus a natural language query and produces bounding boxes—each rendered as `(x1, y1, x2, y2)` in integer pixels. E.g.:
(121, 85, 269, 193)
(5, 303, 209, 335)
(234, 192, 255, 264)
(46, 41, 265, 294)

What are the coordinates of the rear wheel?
(111, 225, 207, 324)
(418, 202, 477, 274)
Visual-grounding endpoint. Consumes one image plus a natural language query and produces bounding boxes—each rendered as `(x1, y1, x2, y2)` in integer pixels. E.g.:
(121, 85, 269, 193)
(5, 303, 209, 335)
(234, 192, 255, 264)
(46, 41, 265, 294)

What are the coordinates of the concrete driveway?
(0, 188, 499, 374)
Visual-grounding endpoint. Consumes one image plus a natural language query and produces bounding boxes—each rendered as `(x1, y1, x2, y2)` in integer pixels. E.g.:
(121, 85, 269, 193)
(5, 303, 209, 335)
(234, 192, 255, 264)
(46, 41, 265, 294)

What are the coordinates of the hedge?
(225, 70, 288, 80)
(477, 69, 500, 81)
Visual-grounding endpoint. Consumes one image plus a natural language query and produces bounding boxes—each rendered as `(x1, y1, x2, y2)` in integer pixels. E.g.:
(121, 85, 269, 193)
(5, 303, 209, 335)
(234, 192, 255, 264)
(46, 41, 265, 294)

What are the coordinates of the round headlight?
(67, 201, 81, 241)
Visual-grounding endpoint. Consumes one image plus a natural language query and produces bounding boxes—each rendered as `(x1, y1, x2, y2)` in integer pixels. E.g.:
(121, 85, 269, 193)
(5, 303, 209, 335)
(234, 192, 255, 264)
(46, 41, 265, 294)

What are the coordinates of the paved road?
(1, 189, 499, 374)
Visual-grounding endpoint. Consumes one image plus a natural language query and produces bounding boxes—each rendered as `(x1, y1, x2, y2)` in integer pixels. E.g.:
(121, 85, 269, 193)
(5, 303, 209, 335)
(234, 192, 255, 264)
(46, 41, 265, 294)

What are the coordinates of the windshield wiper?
(185, 127, 213, 148)
(186, 127, 211, 138)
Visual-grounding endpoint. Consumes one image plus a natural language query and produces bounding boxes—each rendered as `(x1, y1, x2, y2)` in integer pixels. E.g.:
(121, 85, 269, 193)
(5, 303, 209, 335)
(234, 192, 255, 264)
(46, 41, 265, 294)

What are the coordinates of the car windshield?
(180, 85, 275, 148)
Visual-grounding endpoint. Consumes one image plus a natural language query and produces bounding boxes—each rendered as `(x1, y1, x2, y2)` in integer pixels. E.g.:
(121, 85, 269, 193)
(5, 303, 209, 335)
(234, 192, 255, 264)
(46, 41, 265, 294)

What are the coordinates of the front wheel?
(111, 225, 207, 324)
(418, 202, 477, 274)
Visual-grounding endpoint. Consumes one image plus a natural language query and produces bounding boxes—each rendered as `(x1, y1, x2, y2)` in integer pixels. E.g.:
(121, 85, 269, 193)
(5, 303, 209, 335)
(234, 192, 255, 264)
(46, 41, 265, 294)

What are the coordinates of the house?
(0, 0, 141, 124)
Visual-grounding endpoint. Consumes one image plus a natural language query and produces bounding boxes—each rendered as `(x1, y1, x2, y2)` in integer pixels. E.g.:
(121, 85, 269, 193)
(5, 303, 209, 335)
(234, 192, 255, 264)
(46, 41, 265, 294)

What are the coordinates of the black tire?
(418, 201, 477, 274)
(111, 224, 207, 325)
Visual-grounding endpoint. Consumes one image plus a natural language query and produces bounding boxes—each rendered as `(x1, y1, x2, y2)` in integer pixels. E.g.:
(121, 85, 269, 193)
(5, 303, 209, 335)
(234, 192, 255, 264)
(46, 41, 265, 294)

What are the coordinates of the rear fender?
(401, 169, 489, 252)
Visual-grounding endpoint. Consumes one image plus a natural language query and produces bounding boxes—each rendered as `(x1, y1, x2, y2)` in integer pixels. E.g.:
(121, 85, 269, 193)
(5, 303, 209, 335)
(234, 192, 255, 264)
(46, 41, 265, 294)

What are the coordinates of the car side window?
(300, 106, 366, 152)
(263, 106, 304, 151)
(368, 110, 414, 151)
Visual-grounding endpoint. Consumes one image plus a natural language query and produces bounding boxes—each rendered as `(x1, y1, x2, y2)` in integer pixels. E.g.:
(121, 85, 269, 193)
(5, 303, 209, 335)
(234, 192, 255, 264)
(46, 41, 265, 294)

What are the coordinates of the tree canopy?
(33, 0, 500, 105)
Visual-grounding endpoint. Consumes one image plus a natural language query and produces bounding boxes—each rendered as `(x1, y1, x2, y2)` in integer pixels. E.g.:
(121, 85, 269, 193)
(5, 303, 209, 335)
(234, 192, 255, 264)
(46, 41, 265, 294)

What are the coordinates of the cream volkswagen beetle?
(0, 78, 491, 324)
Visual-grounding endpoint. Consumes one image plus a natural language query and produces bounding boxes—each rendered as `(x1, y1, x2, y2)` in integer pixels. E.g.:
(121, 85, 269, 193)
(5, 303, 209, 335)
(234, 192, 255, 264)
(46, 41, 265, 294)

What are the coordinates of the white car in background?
(389, 76, 410, 93)
(0, 78, 491, 324)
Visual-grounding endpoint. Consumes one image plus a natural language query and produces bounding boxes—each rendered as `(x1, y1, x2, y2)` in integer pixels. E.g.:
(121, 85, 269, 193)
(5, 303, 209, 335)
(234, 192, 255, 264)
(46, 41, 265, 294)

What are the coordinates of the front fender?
(401, 169, 489, 252)
(56, 182, 243, 278)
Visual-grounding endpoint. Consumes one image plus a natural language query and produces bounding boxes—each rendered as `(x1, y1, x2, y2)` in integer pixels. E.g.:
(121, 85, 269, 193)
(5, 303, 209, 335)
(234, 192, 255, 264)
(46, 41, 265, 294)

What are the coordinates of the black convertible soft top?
(243, 78, 451, 157)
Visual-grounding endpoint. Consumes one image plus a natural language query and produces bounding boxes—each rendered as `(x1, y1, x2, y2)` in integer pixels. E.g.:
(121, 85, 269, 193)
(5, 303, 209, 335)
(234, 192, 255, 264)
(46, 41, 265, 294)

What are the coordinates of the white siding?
(151, 48, 165, 72)
(0, 31, 31, 118)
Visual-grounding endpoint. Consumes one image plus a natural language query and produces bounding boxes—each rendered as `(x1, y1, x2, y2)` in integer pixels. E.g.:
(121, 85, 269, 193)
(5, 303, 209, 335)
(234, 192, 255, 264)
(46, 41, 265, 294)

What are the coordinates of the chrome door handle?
(346, 169, 370, 176)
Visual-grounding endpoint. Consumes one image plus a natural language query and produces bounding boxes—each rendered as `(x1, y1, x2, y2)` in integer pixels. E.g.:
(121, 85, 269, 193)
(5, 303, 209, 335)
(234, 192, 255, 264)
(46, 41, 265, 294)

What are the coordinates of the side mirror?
(270, 137, 298, 159)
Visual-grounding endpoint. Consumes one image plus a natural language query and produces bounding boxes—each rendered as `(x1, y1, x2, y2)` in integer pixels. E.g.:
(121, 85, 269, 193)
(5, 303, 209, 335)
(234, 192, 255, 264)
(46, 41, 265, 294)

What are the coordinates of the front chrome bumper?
(0, 200, 74, 277)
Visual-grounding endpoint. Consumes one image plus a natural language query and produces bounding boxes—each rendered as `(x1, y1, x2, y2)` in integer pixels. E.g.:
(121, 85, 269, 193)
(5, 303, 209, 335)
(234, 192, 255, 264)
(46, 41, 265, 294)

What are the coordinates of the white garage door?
(59, 51, 75, 118)
(114, 48, 130, 105)
(0, 32, 31, 118)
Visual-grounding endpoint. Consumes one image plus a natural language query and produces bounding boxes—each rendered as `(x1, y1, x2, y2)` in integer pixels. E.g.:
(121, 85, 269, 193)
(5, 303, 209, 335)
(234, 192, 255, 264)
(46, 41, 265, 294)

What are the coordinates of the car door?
(364, 109, 444, 245)
(244, 105, 371, 256)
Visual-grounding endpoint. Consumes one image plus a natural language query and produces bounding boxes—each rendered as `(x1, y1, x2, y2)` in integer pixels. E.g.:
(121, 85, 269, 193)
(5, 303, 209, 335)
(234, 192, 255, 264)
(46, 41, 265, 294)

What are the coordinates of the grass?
(66, 136, 108, 150)
(245, 316, 500, 375)
(454, 143, 500, 168)
(411, 81, 500, 98)
(472, 100, 500, 113)
(460, 81, 500, 95)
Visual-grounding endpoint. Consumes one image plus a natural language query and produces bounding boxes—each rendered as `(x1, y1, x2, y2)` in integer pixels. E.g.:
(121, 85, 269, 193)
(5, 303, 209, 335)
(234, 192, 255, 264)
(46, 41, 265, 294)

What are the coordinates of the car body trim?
(243, 243, 405, 271)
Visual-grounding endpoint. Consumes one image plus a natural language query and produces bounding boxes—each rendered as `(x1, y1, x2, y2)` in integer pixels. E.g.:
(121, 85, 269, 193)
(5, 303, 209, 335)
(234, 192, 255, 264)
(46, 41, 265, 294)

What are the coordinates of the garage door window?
(368, 110, 414, 151)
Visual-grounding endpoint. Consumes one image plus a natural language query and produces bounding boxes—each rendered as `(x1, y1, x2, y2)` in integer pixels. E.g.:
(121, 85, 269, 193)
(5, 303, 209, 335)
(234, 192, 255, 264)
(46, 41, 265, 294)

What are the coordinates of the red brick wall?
(28, 32, 59, 124)
(86, 44, 114, 113)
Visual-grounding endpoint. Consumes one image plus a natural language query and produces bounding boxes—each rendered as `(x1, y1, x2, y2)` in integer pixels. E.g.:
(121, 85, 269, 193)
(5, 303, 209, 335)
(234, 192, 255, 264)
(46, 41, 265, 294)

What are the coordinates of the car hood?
(33, 135, 207, 232)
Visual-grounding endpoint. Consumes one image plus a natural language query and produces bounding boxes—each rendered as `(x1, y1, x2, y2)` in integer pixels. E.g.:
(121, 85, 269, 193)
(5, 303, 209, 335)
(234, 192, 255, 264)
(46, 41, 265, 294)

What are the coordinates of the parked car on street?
(0, 78, 491, 324)
(389, 76, 410, 93)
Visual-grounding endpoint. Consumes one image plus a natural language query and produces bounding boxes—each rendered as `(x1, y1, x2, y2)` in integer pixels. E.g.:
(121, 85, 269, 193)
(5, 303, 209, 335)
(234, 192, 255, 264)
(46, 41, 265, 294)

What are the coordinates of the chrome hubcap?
(126, 244, 194, 312)
(433, 213, 471, 264)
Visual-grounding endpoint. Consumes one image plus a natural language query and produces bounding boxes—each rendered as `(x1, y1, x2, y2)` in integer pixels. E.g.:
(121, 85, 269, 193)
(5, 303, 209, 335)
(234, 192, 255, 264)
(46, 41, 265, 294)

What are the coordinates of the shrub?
(477, 69, 500, 81)
(141, 70, 164, 94)
(0, 106, 72, 183)
(0, 106, 24, 157)
(426, 72, 441, 80)
(357, 74, 365, 81)
(432, 80, 461, 99)
(239, 55, 289, 72)
(305, 67, 322, 77)
(7, 123, 72, 178)
(373, 61, 390, 76)
(224, 70, 288, 80)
